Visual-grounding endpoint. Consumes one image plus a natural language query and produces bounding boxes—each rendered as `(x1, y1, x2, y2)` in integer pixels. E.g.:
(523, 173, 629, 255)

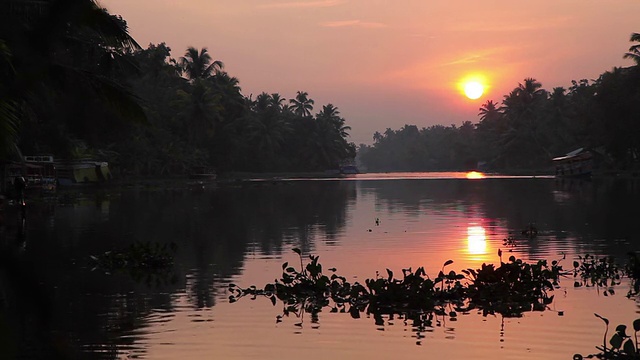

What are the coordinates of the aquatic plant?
(228, 249, 563, 324)
(465, 255, 561, 316)
(624, 252, 640, 298)
(574, 314, 640, 359)
(572, 254, 622, 290)
(89, 241, 177, 285)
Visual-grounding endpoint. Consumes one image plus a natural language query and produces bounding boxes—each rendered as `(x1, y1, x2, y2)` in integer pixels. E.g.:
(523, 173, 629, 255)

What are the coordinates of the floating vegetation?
(572, 254, 621, 290)
(570, 252, 640, 299)
(230, 249, 640, 355)
(228, 248, 564, 326)
(574, 314, 640, 359)
(89, 241, 177, 285)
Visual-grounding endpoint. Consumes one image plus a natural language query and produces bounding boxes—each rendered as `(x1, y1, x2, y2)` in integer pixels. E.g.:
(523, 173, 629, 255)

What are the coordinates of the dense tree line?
(0, 0, 356, 176)
(359, 34, 640, 173)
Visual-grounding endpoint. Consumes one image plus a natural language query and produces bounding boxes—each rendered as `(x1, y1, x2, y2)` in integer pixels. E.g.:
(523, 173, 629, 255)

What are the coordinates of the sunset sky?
(101, 0, 640, 145)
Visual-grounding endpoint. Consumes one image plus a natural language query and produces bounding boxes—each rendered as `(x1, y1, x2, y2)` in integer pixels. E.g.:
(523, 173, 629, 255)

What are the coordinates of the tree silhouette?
(289, 91, 314, 117)
(179, 47, 224, 81)
(623, 33, 640, 65)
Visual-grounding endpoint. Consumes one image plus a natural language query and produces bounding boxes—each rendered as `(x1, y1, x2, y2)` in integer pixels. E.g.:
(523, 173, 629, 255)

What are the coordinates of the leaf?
(633, 319, 640, 332)
(610, 333, 623, 349)
(386, 269, 394, 282)
(595, 313, 609, 325)
(292, 248, 301, 255)
(573, 261, 579, 268)
(282, 262, 288, 270)
(349, 306, 361, 319)
(623, 338, 636, 355)
(269, 295, 276, 306)
(615, 325, 628, 337)
(443, 260, 454, 267)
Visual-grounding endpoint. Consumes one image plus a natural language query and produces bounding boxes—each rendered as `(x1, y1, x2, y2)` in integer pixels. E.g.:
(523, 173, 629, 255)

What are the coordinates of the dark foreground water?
(1, 173, 640, 359)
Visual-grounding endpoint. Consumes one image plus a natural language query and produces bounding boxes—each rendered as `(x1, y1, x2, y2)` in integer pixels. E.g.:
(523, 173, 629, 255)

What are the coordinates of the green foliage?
(0, 4, 356, 175)
(360, 54, 640, 173)
(465, 256, 561, 316)
(229, 250, 564, 326)
(89, 241, 177, 286)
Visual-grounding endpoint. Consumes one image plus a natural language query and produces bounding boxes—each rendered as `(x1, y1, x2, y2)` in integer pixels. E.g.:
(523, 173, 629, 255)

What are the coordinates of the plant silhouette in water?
(574, 314, 640, 359)
(228, 248, 564, 325)
(573, 254, 621, 290)
(571, 252, 640, 299)
(89, 241, 177, 285)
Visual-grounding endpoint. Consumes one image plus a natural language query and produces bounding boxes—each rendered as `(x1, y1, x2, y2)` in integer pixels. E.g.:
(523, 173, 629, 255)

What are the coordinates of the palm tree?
(208, 71, 244, 121)
(476, 100, 505, 163)
(624, 32, 640, 65)
(179, 47, 224, 81)
(316, 104, 351, 138)
(289, 91, 314, 117)
(175, 79, 220, 144)
(0, 0, 148, 159)
(517, 78, 546, 104)
(269, 93, 286, 111)
(500, 78, 551, 166)
(0, 39, 19, 158)
(254, 92, 271, 112)
(478, 100, 500, 120)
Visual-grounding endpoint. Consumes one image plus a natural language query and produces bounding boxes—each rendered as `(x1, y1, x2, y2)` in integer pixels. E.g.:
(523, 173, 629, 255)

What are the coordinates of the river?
(1, 172, 639, 359)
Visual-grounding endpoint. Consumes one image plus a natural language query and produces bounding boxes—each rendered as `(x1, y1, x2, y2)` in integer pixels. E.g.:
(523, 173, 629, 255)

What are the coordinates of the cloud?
(259, 0, 343, 9)
(440, 47, 516, 67)
(320, 20, 387, 29)
(448, 16, 574, 33)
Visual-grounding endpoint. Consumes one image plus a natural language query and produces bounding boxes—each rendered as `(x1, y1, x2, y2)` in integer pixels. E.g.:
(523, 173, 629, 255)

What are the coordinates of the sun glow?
(458, 74, 488, 100)
(466, 171, 485, 179)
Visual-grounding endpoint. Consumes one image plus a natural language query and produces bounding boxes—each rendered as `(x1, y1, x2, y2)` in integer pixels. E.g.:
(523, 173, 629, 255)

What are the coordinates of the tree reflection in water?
(0, 180, 356, 359)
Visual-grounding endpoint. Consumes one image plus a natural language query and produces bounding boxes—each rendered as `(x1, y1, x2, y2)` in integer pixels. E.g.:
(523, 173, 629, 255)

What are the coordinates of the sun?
(464, 81, 484, 100)
(457, 74, 489, 100)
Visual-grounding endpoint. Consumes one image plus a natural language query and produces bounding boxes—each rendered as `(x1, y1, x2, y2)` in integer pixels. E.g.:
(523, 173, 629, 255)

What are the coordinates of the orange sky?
(101, 0, 640, 145)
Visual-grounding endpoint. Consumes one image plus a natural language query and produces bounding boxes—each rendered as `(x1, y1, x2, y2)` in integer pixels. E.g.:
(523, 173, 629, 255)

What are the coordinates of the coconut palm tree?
(289, 91, 314, 117)
(175, 79, 220, 144)
(0, 39, 19, 157)
(478, 100, 502, 122)
(500, 78, 551, 166)
(179, 47, 224, 81)
(269, 93, 286, 111)
(316, 104, 351, 138)
(624, 32, 640, 65)
(0, 0, 147, 158)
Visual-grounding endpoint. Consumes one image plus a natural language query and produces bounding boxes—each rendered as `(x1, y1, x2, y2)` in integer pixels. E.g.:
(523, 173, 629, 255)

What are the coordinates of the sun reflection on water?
(467, 226, 487, 256)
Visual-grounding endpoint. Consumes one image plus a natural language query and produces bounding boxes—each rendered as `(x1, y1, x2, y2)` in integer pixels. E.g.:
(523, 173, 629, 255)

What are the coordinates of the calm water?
(2, 172, 640, 359)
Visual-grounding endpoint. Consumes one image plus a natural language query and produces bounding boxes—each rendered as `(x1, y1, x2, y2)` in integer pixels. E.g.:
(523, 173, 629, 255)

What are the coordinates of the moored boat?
(552, 148, 592, 178)
(55, 159, 112, 185)
(188, 166, 217, 180)
(339, 165, 359, 175)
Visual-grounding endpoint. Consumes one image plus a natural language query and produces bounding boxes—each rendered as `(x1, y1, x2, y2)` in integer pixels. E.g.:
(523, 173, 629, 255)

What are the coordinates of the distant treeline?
(0, 1, 355, 176)
(359, 35, 640, 173)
